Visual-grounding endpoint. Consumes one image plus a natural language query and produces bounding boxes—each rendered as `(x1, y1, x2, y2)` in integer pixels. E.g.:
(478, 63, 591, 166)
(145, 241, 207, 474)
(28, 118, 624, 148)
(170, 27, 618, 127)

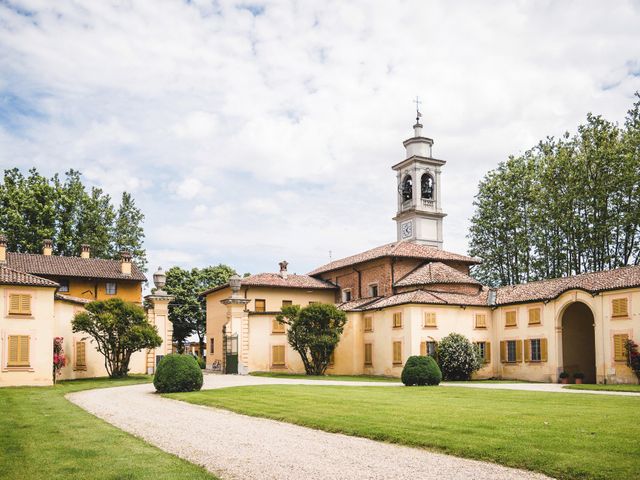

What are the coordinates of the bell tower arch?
(392, 113, 446, 248)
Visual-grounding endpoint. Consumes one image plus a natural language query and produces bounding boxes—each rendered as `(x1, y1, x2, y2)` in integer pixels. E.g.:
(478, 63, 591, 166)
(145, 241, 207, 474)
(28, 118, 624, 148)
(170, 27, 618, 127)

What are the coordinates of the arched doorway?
(561, 302, 596, 383)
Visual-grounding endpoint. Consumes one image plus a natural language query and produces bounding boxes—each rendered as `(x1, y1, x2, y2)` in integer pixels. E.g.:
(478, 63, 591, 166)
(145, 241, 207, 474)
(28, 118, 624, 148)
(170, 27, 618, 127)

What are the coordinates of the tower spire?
(413, 96, 423, 125)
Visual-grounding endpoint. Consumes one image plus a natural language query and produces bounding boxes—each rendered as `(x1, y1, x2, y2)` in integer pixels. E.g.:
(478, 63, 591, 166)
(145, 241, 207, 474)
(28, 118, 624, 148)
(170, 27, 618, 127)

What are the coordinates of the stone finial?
(42, 239, 53, 256)
(279, 260, 289, 279)
(153, 266, 166, 293)
(229, 274, 242, 298)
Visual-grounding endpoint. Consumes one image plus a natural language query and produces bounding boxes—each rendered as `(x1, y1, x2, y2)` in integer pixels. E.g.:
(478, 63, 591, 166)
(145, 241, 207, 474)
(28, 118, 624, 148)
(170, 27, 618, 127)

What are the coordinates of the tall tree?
(469, 92, 640, 286)
(164, 265, 236, 354)
(113, 192, 147, 270)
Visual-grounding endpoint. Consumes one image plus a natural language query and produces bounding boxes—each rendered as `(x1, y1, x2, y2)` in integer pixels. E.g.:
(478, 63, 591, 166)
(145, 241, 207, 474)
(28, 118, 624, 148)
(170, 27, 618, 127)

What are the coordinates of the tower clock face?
(401, 221, 413, 239)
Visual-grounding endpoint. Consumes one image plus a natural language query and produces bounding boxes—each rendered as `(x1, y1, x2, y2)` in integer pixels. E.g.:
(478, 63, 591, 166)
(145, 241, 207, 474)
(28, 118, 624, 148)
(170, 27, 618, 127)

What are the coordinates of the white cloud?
(1, 0, 639, 274)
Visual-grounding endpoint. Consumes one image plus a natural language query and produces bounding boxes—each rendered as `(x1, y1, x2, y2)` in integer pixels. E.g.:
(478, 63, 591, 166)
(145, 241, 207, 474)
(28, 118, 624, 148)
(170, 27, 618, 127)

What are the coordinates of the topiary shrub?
(437, 333, 482, 381)
(154, 354, 203, 393)
(401, 355, 442, 386)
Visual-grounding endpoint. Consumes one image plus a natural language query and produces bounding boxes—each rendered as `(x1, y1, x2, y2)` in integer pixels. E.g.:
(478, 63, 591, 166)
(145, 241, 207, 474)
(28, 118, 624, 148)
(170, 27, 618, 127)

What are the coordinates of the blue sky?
(1, 0, 640, 278)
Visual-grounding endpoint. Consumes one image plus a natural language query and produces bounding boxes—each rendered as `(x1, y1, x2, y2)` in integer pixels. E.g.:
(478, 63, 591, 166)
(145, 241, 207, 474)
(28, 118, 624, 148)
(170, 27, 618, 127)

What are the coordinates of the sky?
(1, 0, 640, 279)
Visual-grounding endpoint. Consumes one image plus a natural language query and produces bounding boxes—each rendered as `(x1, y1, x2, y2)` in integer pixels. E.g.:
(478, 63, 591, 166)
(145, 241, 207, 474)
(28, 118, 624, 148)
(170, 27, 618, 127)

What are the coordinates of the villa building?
(0, 239, 173, 386)
(205, 119, 639, 384)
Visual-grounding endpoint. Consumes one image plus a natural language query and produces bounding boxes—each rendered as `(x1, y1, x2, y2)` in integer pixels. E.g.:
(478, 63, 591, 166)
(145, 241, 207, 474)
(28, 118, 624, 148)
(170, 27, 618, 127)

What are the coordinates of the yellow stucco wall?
(58, 278, 143, 303)
(0, 285, 57, 386)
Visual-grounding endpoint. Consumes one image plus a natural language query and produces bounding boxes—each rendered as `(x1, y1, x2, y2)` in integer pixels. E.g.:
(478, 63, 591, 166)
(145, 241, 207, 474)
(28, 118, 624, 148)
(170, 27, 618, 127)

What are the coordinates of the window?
(105, 282, 117, 295)
(58, 279, 70, 293)
(272, 345, 285, 366)
(364, 316, 373, 332)
(308, 301, 318, 305)
(392, 341, 403, 365)
(272, 318, 285, 334)
(210, 338, 215, 354)
(505, 310, 517, 327)
(475, 341, 491, 363)
(364, 343, 372, 366)
(501, 340, 522, 363)
(612, 298, 629, 318)
(529, 339, 541, 362)
(254, 299, 266, 312)
(613, 334, 629, 362)
(368, 284, 379, 297)
(528, 308, 541, 325)
(282, 300, 292, 308)
(426, 341, 437, 357)
(329, 350, 335, 366)
(423, 312, 436, 327)
(8, 294, 31, 316)
(7, 335, 30, 367)
(392, 312, 403, 328)
(342, 289, 352, 302)
(75, 341, 87, 370)
(475, 313, 487, 329)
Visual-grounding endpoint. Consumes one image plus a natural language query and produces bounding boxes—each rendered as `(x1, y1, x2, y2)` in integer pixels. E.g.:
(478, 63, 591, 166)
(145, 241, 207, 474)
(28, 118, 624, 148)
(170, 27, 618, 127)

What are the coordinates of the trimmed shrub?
(401, 355, 442, 386)
(437, 333, 482, 381)
(154, 354, 203, 393)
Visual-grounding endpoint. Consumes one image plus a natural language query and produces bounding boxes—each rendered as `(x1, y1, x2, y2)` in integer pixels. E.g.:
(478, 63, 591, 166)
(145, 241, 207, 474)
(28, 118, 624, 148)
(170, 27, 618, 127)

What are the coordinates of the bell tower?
(392, 109, 446, 248)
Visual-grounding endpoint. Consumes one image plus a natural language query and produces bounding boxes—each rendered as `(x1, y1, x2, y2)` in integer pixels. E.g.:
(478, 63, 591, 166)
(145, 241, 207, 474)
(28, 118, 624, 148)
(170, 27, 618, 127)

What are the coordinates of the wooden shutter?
(393, 313, 402, 328)
(475, 314, 486, 328)
(613, 334, 629, 362)
(282, 300, 292, 308)
(485, 342, 491, 363)
(272, 319, 285, 333)
(515, 340, 523, 363)
(255, 299, 266, 312)
(329, 351, 335, 366)
(505, 310, 516, 327)
(7, 335, 30, 367)
(393, 341, 402, 364)
(500, 341, 506, 363)
(364, 343, 372, 365)
(364, 316, 372, 331)
(9, 294, 31, 315)
(540, 338, 548, 362)
(420, 341, 426, 356)
(612, 298, 628, 318)
(524, 339, 531, 362)
(528, 308, 541, 325)
(76, 341, 87, 368)
(424, 312, 436, 327)
(272, 345, 285, 366)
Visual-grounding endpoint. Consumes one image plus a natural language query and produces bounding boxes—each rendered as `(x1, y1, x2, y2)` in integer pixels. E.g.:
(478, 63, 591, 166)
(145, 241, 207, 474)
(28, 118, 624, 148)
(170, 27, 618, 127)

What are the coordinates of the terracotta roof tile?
(337, 297, 382, 312)
(495, 265, 640, 305)
(308, 242, 480, 276)
(55, 293, 91, 305)
(0, 265, 59, 287)
(394, 262, 481, 287)
(5, 252, 147, 282)
(349, 288, 490, 310)
(202, 273, 338, 296)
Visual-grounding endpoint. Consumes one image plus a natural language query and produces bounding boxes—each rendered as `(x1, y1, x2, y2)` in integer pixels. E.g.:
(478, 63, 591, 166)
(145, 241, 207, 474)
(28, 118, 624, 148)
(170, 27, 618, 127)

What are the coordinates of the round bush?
(401, 355, 442, 386)
(154, 354, 203, 393)
(437, 333, 482, 381)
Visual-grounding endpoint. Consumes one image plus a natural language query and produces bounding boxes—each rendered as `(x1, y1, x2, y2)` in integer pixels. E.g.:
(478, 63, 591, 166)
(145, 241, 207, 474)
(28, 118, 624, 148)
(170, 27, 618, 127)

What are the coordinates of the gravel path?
(68, 375, 551, 480)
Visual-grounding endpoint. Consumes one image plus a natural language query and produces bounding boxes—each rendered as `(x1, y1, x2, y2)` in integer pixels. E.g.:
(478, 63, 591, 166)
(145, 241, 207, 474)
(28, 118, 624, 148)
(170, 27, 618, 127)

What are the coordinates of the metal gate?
(223, 333, 238, 374)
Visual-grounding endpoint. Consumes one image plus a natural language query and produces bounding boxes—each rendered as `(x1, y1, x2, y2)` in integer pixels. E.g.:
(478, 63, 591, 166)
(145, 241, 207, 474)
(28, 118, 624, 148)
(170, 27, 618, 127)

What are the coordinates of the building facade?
(0, 238, 172, 386)
(204, 119, 639, 384)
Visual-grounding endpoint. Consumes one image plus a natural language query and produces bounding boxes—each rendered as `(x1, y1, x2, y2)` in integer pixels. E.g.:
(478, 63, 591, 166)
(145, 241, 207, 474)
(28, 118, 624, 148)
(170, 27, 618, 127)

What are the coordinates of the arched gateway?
(561, 302, 596, 383)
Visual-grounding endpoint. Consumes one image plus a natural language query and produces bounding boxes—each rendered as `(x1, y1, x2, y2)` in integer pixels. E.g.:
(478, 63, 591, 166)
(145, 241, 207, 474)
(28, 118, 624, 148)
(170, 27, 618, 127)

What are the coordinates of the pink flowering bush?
(53, 337, 67, 384)
(626, 339, 640, 381)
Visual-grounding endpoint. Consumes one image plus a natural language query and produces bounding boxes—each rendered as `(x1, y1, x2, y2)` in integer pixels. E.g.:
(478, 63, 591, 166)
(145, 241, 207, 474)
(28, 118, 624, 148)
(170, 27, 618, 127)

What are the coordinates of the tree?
(72, 298, 162, 377)
(164, 265, 236, 354)
(0, 168, 148, 270)
(437, 333, 482, 381)
(276, 303, 347, 375)
(469, 92, 640, 285)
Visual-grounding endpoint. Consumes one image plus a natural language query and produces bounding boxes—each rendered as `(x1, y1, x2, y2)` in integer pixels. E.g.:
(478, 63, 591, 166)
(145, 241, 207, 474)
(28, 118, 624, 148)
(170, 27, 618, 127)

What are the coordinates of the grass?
(167, 384, 640, 480)
(0, 375, 217, 480)
(564, 383, 640, 393)
(249, 371, 400, 382)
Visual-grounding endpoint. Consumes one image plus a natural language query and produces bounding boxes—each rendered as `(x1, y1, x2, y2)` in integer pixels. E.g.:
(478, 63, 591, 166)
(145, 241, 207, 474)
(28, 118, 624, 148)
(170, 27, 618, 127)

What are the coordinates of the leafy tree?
(72, 298, 162, 377)
(276, 303, 347, 375)
(164, 265, 236, 355)
(469, 92, 640, 285)
(437, 333, 481, 381)
(0, 168, 147, 269)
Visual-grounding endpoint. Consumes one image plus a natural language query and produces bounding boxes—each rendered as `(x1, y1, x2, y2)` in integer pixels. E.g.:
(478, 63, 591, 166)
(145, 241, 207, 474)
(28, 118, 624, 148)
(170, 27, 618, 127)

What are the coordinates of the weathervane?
(413, 96, 422, 124)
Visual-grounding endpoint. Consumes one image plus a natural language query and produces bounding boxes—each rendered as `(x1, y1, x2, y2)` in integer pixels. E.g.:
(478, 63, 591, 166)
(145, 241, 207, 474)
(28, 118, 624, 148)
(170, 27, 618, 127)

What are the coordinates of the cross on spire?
(413, 96, 423, 124)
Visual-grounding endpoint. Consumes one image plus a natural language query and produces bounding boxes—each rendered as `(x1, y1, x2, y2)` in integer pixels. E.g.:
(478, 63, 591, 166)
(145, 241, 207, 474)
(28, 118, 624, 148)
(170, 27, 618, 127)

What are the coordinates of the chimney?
(279, 260, 289, 279)
(120, 251, 132, 275)
(42, 239, 53, 256)
(0, 234, 6, 263)
(80, 244, 91, 259)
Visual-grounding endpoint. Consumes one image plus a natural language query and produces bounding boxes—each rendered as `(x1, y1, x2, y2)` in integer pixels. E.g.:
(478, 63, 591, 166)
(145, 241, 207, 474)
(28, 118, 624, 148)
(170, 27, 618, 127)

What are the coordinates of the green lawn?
(0, 376, 217, 480)
(167, 385, 640, 480)
(249, 371, 400, 382)
(564, 383, 640, 393)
